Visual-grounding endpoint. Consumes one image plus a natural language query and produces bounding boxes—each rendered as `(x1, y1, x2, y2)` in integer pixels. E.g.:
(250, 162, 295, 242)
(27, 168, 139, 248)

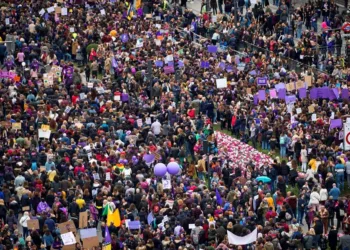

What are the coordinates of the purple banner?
(342, 89, 349, 100)
(254, 95, 259, 105)
(285, 95, 297, 104)
(275, 83, 286, 91)
(258, 90, 266, 101)
(155, 60, 163, 67)
(200, 61, 209, 68)
(298, 88, 306, 99)
(164, 66, 174, 74)
(278, 88, 286, 99)
(257, 77, 267, 85)
(330, 119, 342, 130)
(310, 88, 318, 100)
(207, 45, 218, 53)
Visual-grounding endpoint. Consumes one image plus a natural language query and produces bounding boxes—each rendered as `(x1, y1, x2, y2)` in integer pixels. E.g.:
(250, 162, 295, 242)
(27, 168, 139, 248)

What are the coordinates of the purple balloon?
(119, 159, 124, 163)
(167, 162, 180, 175)
(123, 159, 128, 164)
(132, 155, 137, 160)
(121, 34, 129, 43)
(154, 163, 167, 177)
(143, 154, 155, 163)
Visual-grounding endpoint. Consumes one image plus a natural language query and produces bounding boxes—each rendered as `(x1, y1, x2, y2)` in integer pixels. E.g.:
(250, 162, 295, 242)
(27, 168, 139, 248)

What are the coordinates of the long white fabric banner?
(227, 228, 257, 245)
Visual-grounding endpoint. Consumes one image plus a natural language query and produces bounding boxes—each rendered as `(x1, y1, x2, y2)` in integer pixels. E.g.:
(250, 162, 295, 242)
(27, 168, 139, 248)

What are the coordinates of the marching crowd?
(0, 0, 349, 250)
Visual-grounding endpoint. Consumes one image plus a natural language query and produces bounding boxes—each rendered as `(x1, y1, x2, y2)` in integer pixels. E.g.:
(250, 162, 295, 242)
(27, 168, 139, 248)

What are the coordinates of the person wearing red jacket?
(266, 207, 277, 221)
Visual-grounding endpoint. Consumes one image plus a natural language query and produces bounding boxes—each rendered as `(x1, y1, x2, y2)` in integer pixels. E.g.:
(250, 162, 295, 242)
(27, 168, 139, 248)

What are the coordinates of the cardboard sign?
(246, 88, 252, 95)
(27, 219, 40, 230)
(305, 76, 312, 87)
(62, 246, 76, 250)
(82, 236, 99, 249)
(22, 206, 30, 211)
(12, 123, 21, 130)
(40, 167, 46, 172)
(0, 121, 11, 128)
(79, 211, 88, 228)
(296, 81, 304, 89)
(308, 105, 315, 113)
(286, 82, 295, 91)
(58, 220, 77, 234)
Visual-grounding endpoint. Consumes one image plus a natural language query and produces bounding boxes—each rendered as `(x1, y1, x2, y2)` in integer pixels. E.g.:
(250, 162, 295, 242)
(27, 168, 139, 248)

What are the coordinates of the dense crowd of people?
(0, 0, 350, 250)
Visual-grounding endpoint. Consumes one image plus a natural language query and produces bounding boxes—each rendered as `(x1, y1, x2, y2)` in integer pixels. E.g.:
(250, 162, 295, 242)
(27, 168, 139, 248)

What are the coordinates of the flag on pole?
(216, 189, 222, 206)
(102, 204, 111, 217)
(105, 225, 111, 244)
(114, 209, 121, 227)
(147, 212, 154, 225)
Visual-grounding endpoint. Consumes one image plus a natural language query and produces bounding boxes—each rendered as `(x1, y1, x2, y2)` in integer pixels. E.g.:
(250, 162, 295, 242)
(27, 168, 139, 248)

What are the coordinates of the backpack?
(198, 230, 206, 244)
(280, 136, 285, 145)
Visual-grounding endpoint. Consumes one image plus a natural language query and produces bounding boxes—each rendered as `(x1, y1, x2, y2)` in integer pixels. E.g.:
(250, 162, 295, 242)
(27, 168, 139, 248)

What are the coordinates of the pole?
(234, 0, 238, 27)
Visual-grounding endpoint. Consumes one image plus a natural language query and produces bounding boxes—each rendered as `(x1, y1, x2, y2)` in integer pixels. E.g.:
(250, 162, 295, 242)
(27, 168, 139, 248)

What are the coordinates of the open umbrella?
(256, 176, 271, 183)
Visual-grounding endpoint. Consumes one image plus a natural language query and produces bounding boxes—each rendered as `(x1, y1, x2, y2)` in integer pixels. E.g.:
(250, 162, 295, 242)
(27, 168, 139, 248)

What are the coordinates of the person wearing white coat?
(309, 188, 321, 211)
(19, 211, 31, 238)
(319, 186, 328, 205)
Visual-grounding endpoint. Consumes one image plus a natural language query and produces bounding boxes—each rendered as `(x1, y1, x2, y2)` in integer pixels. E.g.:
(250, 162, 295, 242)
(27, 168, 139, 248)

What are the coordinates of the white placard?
(212, 16, 217, 23)
(166, 55, 173, 62)
(216, 78, 227, 89)
(106, 172, 111, 181)
(137, 119, 143, 127)
(146, 117, 151, 124)
(189, 224, 195, 229)
(39, 9, 46, 16)
(80, 228, 97, 239)
(114, 95, 120, 101)
(69, 27, 74, 33)
(87, 82, 93, 88)
(331, 112, 335, 119)
(38, 129, 51, 139)
(344, 123, 350, 151)
(61, 232, 76, 245)
(100, 9, 106, 15)
(312, 114, 317, 121)
(136, 38, 143, 48)
(165, 200, 174, 209)
(296, 108, 302, 114)
(61, 8, 68, 16)
(5, 18, 9, 25)
(162, 179, 171, 189)
(47, 7, 55, 13)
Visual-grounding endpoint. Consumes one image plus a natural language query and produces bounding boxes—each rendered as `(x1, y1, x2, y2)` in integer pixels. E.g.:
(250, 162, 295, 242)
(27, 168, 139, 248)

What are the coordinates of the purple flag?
(105, 225, 111, 243)
(226, 65, 233, 72)
(129, 221, 141, 229)
(164, 66, 174, 74)
(285, 95, 297, 104)
(249, 70, 257, 76)
(329, 89, 337, 100)
(278, 89, 286, 99)
(258, 90, 266, 101)
(257, 77, 267, 85)
(330, 119, 342, 130)
(137, 8, 143, 16)
(207, 45, 218, 53)
(200, 61, 209, 68)
(254, 95, 259, 105)
(216, 189, 222, 206)
(168, 61, 174, 67)
(155, 60, 163, 67)
(147, 213, 154, 225)
(310, 88, 318, 100)
(342, 89, 349, 100)
(319, 87, 330, 99)
(178, 61, 184, 68)
(332, 88, 339, 99)
(298, 88, 306, 99)
(219, 62, 225, 70)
